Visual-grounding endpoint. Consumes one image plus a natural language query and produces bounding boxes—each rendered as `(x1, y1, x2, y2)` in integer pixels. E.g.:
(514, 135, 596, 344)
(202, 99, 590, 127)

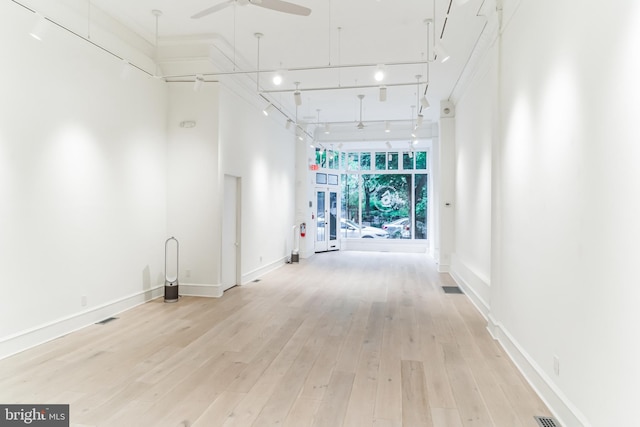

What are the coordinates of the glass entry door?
(315, 188, 339, 252)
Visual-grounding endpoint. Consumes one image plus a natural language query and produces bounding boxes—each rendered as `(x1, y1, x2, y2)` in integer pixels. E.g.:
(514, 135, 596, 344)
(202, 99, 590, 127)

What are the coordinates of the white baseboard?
(450, 254, 491, 318)
(241, 256, 286, 284)
(179, 283, 223, 298)
(0, 285, 164, 361)
(436, 263, 450, 273)
(487, 315, 591, 427)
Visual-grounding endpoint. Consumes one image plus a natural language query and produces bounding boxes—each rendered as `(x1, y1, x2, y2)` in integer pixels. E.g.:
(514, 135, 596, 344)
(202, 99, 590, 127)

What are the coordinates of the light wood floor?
(0, 251, 552, 427)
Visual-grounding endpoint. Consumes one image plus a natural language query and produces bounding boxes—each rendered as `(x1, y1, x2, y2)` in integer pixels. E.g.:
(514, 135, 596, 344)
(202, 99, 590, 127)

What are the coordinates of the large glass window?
(415, 174, 428, 239)
(331, 150, 428, 241)
(360, 152, 371, 170)
(403, 152, 414, 170)
(361, 174, 411, 234)
(341, 173, 360, 228)
(347, 152, 359, 170)
(388, 152, 399, 170)
(415, 151, 427, 170)
(328, 150, 339, 170)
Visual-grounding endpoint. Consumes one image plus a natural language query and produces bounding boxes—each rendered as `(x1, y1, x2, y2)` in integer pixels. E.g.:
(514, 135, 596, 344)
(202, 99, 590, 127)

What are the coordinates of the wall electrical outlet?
(81, 295, 87, 307)
(553, 355, 560, 376)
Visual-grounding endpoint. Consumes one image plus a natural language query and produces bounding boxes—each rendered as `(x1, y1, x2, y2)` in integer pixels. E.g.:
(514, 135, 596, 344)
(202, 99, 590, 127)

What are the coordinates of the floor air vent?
(442, 286, 463, 294)
(253, 279, 261, 283)
(96, 317, 118, 325)
(534, 416, 561, 427)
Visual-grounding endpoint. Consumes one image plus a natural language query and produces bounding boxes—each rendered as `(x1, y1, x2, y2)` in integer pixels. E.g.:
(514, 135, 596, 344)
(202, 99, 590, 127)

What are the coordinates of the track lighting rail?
(261, 80, 426, 94)
(162, 59, 431, 81)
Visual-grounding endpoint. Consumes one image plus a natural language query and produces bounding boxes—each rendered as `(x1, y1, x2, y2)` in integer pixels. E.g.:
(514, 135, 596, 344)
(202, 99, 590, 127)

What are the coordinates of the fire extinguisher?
(300, 222, 306, 238)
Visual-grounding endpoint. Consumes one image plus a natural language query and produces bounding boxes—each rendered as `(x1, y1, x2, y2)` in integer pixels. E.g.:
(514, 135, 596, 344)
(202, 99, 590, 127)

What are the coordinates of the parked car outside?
(341, 219, 389, 239)
(382, 217, 410, 239)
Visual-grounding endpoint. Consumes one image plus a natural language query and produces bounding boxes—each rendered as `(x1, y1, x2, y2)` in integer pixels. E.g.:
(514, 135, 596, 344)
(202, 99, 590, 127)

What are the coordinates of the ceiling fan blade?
(252, 0, 311, 16)
(191, 0, 235, 19)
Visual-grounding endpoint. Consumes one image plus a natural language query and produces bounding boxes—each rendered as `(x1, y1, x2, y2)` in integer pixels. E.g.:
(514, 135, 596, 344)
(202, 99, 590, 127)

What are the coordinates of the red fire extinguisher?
(300, 222, 306, 238)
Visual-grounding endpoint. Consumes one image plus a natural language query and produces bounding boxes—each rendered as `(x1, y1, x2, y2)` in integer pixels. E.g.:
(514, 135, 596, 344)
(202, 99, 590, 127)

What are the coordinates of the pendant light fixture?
(294, 82, 302, 106)
(151, 10, 162, 78)
(357, 94, 365, 129)
(410, 105, 417, 138)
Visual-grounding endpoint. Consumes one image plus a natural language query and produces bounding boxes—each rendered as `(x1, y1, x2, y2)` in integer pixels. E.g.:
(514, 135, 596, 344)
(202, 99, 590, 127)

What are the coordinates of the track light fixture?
(193, 74, 204, 91)
(435, 43, 450, 63)
(263, 103, 274, 116)
(385, 121, 391, 133)
(272, 73, 283, 86)
(286, 119, 293, 130)
(416, 114, 424, 127)
(374, 65, 385, 82)
(379, 86, 387, 102)
(324, 123, 331, 134)
(29, 13, 47, 40)
(420, 96, 430, 109)
(386, 141, 392, 149)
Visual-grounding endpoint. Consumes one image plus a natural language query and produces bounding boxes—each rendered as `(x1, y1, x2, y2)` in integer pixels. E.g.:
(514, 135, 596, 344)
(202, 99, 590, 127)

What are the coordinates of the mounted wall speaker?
(440, 100, 455, 118)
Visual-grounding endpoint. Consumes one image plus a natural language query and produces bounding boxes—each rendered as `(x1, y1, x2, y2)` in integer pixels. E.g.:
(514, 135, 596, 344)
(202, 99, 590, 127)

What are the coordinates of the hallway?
(0, 252, 552, 426)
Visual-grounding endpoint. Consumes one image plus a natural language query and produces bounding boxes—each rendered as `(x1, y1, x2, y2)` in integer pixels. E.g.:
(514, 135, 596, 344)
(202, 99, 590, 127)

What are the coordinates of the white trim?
(487, 315, 591, 427)
(179, 283, 223, 298)
(0, 285, 163, 361)
(241, 256, 287, 284)
(342, 239, 429, 253)
(450, 253, 491, 318)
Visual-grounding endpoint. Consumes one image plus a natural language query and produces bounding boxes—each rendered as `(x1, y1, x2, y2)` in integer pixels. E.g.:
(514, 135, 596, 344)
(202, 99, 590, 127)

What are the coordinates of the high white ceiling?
(23, 0, 489, 140)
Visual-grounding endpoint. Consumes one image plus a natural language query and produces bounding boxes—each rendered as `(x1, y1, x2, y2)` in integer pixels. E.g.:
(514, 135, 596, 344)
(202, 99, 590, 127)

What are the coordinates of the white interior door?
(222, 175, 239, 291)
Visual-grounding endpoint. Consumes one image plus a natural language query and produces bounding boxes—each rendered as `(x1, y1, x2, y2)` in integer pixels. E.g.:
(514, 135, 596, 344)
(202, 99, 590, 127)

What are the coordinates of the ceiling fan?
(191, 0, 312, 19)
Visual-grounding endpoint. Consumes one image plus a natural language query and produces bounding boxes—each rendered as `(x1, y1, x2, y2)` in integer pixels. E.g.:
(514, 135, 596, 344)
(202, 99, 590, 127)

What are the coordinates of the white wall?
(295, 140, 316, 258)
(453, 0, 640, 425)
(434, 115, 455, 273)
(0, 2, 167, 357)
(218, 84, 297, 282)
(451, 47, 497, 315)
(166, 83, 221, 293)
